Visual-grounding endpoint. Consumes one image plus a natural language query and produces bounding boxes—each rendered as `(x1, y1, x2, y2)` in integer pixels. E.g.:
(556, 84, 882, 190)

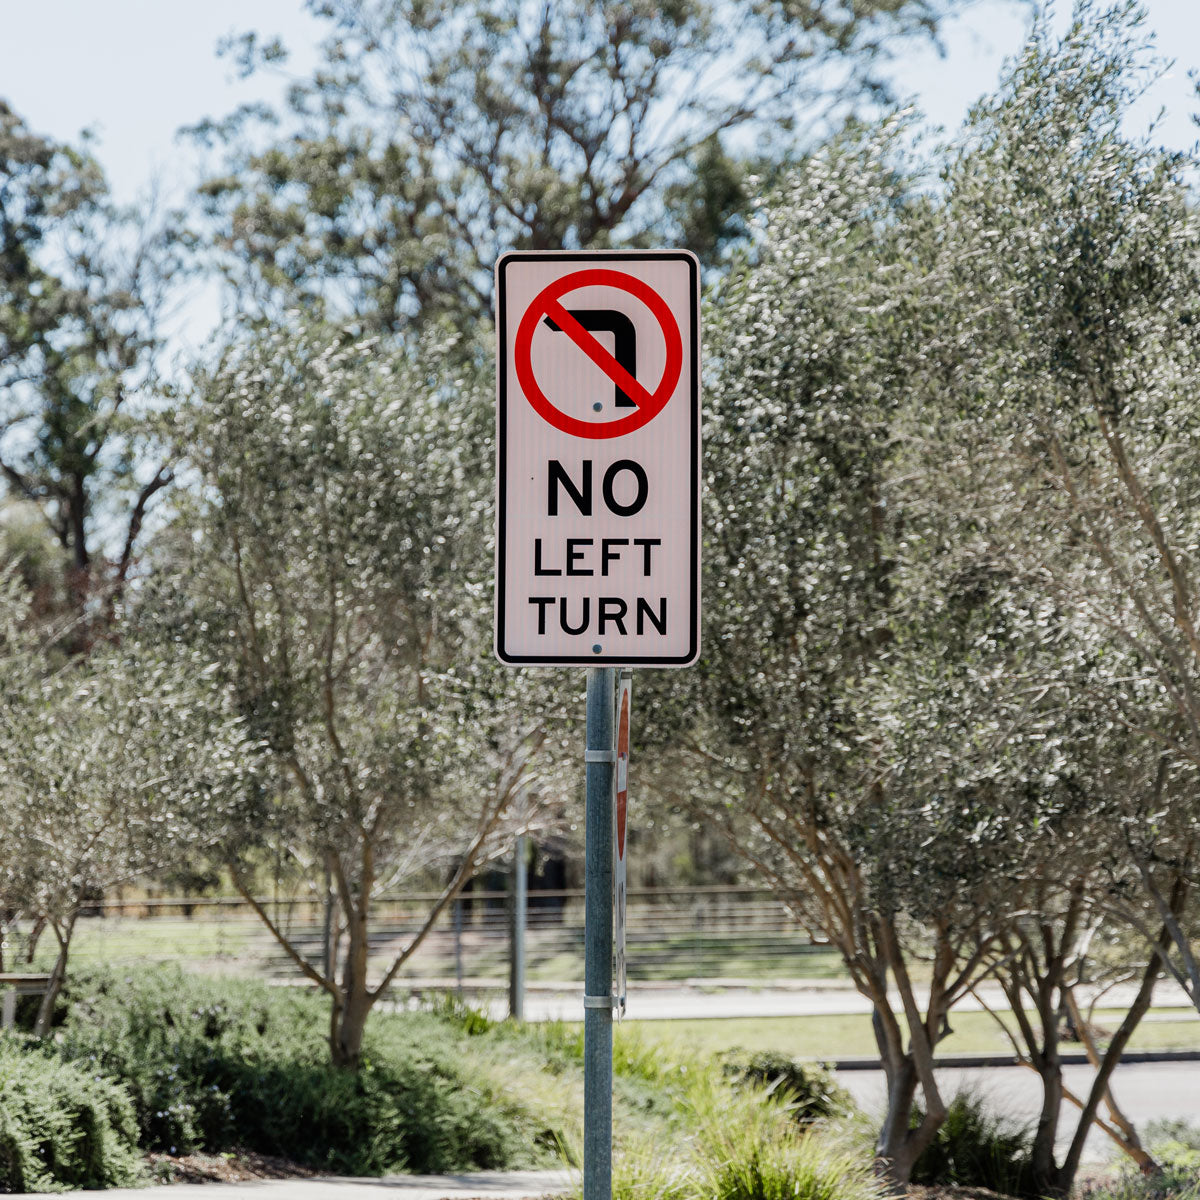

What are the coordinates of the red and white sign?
(495, 251, 700, 666)
(614, 672, 631, 1016)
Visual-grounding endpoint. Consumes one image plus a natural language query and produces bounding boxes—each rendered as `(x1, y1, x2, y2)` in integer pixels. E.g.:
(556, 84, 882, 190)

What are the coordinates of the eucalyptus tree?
(0, 566, 40, 974)
(187, 0, 970, 333)
(0, 100, 177, 620)
(0, 642, 255, 1034)
(179, 321, 567, 1067)
(926, 0, 1200, 1029)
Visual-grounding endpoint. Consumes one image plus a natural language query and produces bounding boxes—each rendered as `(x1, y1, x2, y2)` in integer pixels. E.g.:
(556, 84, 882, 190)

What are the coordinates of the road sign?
(613, 672, 631, 1018)
(495, 251, 700, 666)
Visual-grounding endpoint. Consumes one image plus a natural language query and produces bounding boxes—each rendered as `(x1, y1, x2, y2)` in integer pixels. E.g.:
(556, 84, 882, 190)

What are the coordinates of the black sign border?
(495, 250, 700, 667)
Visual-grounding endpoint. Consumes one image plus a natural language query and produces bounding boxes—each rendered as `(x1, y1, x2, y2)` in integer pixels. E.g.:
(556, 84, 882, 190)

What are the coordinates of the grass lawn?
(623, 1007, 1200, 1061)
(33, 917, 255, 967)
(531, 943, 847, 982)
(47, 915, 852, 984)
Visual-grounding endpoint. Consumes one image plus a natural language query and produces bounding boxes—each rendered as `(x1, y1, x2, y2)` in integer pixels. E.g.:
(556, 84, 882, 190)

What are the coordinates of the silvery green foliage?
(681, 63, 1168, 1174)
(925, 0, 1200, 1010)
(0, 630, 257, 1031)
(682, 122, 1016, 1180)
(185, 320, 557, 875)
(180, 320, 568, 1063)
(0, 647, 256, 917)
(694, 118, 1032, 940)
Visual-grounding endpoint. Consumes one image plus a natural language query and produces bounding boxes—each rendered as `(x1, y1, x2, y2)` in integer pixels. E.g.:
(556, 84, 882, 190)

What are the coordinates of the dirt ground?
(145, 1150, 319, 1184)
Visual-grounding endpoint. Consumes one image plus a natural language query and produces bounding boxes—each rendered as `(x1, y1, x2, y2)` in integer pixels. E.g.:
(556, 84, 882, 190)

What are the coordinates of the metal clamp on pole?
(583, 994, 616, 1008)
(584, 749, 617, 763)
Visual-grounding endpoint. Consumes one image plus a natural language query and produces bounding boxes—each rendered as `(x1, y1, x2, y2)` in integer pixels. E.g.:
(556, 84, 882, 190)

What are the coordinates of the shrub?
(1144, 1119, 1200, 1172)
(423, 992, 495, 1036)
(722, 1052, 850, 1124)
(0, 1036, 144, 1192)
(606, 1085, 882, 1200)
(53, 966, 546, 1174)
(699, 1105, 882, 1200)
(1079, 1167, 1200, 1200)
(909, 1089, 1035, 1197)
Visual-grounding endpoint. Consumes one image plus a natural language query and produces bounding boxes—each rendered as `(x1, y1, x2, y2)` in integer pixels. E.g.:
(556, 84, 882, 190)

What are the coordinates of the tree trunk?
(1053, 917, 1172, 1194)
(331, 898, 373, 1068)
(33, 913, 76, 1037)
(876, 1056, 919, 1179)
(25, 916, 46, 964)
(1030, 1054, 1064, 1195)
(1063, 986, 1159, 1176)
(1028, 974, 1064, 1193)
(332, 982, 373, 1069)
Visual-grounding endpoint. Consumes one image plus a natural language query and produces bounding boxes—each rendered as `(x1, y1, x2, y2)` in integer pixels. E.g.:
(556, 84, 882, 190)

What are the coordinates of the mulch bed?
(145, 1149, 319, 1184)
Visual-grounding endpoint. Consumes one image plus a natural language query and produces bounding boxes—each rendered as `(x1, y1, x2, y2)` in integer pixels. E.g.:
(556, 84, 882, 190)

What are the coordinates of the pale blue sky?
(3, 1, 1199, 210)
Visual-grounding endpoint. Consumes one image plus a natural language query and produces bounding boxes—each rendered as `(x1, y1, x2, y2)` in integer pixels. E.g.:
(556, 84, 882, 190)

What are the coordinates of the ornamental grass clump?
(698, 1102, 882, 1200)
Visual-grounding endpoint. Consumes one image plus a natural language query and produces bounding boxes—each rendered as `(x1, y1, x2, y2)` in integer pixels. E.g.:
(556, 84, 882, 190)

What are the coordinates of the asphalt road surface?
(838, 1060, 1200, 1163)
(480, 979, 1196, 1022)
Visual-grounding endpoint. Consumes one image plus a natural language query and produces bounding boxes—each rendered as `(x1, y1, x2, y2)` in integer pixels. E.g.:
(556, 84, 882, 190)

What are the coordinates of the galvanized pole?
(322, 866, 334, 982)
(454, 897, 464, 997)
(509, 833, 527, 1020)
(583, 666, 616, 1200)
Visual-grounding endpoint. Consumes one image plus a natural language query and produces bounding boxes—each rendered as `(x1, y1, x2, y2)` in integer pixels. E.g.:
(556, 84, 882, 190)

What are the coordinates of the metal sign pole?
(510, 832, 527, 1020)
(583, 665, 616, 1200)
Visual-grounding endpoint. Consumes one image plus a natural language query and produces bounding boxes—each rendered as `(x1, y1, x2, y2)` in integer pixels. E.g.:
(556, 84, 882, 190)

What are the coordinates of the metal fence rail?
(27, 886, 831, 986)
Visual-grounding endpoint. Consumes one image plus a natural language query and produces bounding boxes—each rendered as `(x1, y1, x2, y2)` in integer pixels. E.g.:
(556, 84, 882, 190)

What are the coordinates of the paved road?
(24, 1169, 579, 1200)
(838, 1060, 1200, 1163)
(479, 979, 1198, 1023)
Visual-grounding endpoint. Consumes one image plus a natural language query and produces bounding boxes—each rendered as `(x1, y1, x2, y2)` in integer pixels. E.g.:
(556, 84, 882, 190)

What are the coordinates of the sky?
(3, 0, 1200, 209)
(2, 0, 1199, 353)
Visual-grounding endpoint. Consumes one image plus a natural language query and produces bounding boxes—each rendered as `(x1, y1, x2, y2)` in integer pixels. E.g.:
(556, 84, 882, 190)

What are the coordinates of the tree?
(177, 320, 567, 1067)
(0, 640, 256, 1034)
(187, 0, 969, 333)
(645, 122, 1028, 1184)
(927, 0, 1200, 1029)
(0, 100, 176, 621)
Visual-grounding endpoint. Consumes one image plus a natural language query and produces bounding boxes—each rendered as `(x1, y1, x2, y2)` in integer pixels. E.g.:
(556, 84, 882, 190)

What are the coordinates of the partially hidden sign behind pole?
(614, 671, 631, 1017)
(495, 251, 701, 666)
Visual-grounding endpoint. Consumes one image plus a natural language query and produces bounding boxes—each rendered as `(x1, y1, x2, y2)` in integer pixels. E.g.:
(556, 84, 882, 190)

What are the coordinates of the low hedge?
(52, 966, 538, 1174)
(0, 1037, 144, 1192)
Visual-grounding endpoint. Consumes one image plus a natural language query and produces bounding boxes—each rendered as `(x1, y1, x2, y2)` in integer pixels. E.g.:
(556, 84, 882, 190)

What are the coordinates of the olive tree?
(927, 0, 1200, 1030)
(0, 641, 256, 1034)
(179, 321, 567, 1067)
(649, 124, 1024, 1184)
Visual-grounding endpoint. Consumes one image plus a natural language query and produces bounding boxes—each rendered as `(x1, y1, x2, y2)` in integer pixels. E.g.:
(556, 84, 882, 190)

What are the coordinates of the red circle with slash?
(514, 268, 683, 439)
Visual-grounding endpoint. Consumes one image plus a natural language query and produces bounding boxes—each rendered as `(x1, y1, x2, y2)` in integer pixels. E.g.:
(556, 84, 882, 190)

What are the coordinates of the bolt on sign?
(494, 251, 701, 665)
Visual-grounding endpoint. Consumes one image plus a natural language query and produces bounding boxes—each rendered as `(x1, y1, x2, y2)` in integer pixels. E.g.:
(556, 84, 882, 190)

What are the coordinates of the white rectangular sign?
(495, 251, 701, 666)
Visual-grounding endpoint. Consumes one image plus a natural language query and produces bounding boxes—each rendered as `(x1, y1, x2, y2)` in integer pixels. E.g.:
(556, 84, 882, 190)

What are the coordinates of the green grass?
(43, 915, 848, 984)
(31, 917, 254, 968)
(529, 944, 845, 982)
(623, 1008, 1200, 1060)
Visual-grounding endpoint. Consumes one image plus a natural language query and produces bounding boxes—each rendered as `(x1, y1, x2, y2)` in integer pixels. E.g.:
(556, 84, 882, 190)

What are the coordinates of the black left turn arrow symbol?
(544, 308, 638, 408)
